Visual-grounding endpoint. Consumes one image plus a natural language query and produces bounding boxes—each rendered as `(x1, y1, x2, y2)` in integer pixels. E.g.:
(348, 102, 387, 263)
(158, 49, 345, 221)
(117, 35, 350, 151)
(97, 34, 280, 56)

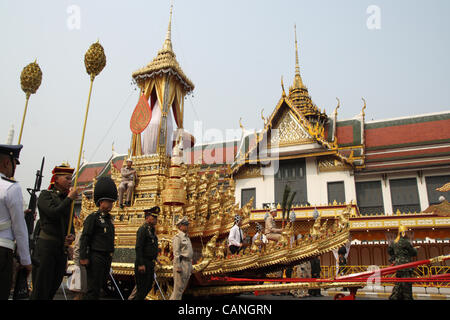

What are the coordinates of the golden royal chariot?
(78, 153, 352, 300)
(73, 8, 354, 300)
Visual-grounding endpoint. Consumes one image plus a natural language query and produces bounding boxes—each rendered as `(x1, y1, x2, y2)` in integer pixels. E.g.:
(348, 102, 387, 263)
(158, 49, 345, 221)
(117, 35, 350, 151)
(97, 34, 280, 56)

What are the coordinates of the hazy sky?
(1, 0, 449, 202)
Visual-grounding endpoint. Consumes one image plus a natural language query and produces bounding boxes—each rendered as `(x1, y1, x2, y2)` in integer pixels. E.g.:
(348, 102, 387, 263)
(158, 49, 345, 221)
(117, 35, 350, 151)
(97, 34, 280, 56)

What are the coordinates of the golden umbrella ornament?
(18, 60, 42, 144)
(67, 41, 106, 235)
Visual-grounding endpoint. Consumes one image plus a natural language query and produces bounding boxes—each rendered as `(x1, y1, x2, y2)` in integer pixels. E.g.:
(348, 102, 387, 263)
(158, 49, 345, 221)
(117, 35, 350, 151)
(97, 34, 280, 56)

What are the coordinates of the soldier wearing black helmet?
(133, 206, 160, 300)
(79, 176, 117, 300)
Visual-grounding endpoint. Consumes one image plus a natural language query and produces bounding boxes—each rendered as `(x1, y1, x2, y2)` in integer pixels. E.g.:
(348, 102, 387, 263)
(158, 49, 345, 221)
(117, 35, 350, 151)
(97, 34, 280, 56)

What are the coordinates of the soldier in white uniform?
(118, 158, 137, 209)
(169, 216, 193, 300)
(0, 144, 31, 300)
(228, 214, 244, 254)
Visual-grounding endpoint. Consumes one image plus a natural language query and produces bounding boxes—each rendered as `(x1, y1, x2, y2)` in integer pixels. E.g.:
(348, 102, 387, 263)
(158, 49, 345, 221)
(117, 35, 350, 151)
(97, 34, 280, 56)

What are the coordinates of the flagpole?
(67, 41, 106, 236)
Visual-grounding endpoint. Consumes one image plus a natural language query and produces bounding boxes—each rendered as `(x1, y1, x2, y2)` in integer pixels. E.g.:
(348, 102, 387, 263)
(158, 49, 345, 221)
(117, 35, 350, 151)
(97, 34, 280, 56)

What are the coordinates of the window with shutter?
(425, 175, 450, 205)
(327, 181, 345, 204)
(241, 188, 256, 209)
(389, 178, 421, 214)
(356, 181, 384, 215)
(274, 159, 307, 205)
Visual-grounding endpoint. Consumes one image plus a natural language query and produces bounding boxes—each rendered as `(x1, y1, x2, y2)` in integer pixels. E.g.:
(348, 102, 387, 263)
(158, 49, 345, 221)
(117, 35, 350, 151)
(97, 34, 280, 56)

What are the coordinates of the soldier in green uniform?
(133, 206, 160, 300)
(79, 177, 117, 300)
(388, 225, 418, 300)
(30, 163, 78, 300)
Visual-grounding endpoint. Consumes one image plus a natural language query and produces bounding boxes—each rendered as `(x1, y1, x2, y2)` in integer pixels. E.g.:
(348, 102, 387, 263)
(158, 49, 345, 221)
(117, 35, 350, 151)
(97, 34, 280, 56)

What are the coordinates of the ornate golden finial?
(292, 25, 305, 89)
(261, 109, 268, 127)
(334, 97, 340, 116)
(281, 76, 286, 97)
(162, 3, 174, 51)
(239, 117, 244, 131)
(361, 97, 366, 117)
(294, 24, 300, 76)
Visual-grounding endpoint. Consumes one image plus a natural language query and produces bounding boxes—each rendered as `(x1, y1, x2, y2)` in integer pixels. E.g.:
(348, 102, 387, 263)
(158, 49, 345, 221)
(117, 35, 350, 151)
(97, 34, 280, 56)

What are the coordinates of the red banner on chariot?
(130, 94, 152, 134)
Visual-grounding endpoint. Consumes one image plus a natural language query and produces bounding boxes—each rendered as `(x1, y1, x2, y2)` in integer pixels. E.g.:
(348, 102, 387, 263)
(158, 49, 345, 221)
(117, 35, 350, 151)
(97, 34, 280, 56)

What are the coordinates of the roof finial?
(294, 24, 300, 76)
(292, 24, 305, 89)
(162, 3, 174, 51)
(334, 97, 340, 116)
(361, 97, 366, 117)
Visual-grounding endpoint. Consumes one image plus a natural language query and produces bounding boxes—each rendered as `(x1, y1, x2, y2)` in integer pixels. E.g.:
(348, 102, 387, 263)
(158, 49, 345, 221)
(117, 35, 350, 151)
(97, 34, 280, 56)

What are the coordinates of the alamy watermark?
(366, 5, 381, 30)
(366, 265, 382, 290)
(67, 5, 81, 30)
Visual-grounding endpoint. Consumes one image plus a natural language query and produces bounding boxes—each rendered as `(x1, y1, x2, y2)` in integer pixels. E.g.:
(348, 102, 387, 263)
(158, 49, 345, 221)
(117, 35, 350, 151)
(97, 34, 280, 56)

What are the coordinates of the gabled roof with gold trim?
(231, 28, 365, 175)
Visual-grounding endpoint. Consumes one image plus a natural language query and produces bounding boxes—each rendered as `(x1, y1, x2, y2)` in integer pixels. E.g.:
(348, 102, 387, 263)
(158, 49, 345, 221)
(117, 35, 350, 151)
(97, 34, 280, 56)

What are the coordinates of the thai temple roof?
(287, 26, 327, 123)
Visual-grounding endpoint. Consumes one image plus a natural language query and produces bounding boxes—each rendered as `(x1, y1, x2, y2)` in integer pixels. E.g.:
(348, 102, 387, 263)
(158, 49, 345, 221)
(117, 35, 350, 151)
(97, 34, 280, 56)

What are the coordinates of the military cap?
(94, 176, 118, 206)
(144, 206, 160, 217)
(0, 144, 23, 164)
(126, 158, 133, 163)
(176, 216, 189, 226)
(338, 246, 347, 255)
(48, 163, 75, 189)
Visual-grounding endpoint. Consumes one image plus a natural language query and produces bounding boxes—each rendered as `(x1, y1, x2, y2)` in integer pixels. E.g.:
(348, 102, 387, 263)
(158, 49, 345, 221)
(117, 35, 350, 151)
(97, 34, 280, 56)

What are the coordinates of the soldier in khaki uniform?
(265, 207, 282, 242)
(118, 159, 137, 208)
(169, 216, 193, 300)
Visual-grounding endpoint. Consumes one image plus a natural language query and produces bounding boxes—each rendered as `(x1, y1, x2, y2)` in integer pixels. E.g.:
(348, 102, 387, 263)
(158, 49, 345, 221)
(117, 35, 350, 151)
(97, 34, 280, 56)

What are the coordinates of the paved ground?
(12, 280, 450, 301)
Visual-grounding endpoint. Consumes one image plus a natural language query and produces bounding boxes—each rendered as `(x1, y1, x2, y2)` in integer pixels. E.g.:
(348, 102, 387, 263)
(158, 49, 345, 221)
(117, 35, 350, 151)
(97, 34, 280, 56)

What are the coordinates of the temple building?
(75, 22, 450, 267)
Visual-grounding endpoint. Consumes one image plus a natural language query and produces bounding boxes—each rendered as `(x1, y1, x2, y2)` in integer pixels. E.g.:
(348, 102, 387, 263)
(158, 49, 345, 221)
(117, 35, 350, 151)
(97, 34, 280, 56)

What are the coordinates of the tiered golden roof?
(131, 6, 194, 93)
(288, 26, 327, 123)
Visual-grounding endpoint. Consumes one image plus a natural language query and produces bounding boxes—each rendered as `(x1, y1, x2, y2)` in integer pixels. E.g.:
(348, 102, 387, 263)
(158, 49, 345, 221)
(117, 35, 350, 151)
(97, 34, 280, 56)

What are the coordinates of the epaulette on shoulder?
(1, 176, 17, 183)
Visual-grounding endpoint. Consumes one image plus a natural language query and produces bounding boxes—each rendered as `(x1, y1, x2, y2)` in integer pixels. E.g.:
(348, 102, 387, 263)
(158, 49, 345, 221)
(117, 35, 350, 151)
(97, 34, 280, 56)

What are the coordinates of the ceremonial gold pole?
(18, 94, 30, 144)
(19, 60, 42, 144)
(67, 41, 106, 236)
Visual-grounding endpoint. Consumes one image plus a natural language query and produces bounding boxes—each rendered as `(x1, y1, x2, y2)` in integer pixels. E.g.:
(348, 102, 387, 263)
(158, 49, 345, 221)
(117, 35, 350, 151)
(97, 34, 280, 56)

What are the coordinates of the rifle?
(13, 157, 45, 300)
(25, 157, 45, 235)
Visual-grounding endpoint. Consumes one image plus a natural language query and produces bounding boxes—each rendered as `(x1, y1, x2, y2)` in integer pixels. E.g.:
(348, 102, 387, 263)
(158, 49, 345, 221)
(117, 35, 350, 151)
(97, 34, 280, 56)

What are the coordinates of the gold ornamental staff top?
(67, 40, 106, 236)
(18, 60, 42, 144)
(84, 41, 106, 80)
(20, 60, 42, 97)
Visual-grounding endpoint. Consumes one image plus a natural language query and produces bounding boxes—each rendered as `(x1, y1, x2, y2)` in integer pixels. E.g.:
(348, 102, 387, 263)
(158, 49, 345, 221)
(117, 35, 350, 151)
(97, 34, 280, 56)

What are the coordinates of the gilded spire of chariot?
(132, 3, 194, 92)
(162, 4, 173, 52)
